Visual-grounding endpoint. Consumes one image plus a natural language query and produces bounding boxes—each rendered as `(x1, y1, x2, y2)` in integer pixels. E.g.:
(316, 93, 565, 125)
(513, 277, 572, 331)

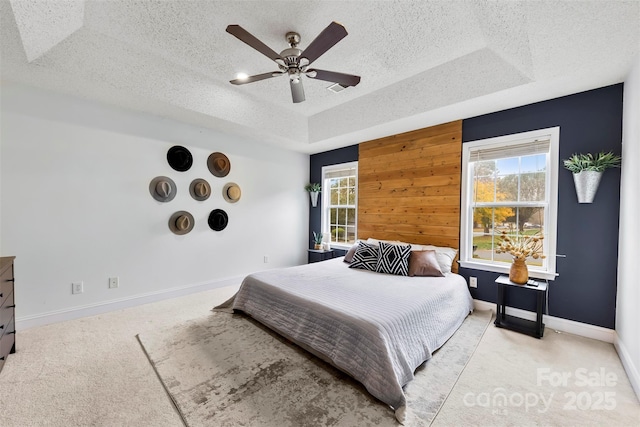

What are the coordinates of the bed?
(215, 249, 473, 424)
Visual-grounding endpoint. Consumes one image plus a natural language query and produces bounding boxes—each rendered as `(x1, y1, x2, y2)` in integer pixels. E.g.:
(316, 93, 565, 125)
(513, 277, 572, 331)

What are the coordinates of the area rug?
(137, 309, 491, 427)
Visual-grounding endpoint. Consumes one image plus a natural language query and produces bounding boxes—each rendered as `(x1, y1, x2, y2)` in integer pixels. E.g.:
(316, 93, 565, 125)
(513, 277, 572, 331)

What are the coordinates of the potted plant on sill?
(305, 183, 321, 207)
(312, 231, 323, 250)
(563, 151, 621, 203)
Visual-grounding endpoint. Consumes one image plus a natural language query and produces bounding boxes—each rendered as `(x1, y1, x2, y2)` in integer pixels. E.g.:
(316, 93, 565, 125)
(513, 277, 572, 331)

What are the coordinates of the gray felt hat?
(168, 211, 195, 235)
(150, 176, 177, 202)
(189, 178, 211, 201)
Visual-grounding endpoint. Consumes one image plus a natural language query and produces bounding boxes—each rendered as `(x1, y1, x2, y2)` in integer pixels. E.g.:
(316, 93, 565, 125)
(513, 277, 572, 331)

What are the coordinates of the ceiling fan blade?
(230, 72, 282, 85)
(226, 25, 284, 63)
(300, 21, 348, 65)
(290, 79, 305, 103)
(306, 69, 361, 87)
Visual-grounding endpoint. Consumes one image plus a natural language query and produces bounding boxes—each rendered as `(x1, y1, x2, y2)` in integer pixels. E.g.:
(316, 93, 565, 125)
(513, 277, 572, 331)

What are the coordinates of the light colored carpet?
(136, 309, 492, 426)
(432, 325, 640, 426)
(0, 283, 638, 426)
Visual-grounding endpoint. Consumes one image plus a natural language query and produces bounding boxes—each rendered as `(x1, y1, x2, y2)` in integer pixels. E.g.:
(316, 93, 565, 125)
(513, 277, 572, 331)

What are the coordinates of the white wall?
(616, 54, 640, 400)
(0, 84, 309, 327)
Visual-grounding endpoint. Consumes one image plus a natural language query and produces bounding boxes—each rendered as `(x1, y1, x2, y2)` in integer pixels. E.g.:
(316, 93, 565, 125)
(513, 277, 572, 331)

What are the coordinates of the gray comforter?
(215, 257, 473, 423)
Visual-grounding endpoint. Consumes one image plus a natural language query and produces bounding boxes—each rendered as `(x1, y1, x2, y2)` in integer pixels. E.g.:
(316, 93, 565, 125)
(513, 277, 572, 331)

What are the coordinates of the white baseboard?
(614, 332, 640, 403)
(473, 299, 615, 343)
(15, 275, 244, 331)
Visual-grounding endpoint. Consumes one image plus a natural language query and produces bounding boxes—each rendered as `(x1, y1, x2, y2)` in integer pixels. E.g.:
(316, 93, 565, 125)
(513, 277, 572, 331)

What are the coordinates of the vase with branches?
(495, 230, 546, 284)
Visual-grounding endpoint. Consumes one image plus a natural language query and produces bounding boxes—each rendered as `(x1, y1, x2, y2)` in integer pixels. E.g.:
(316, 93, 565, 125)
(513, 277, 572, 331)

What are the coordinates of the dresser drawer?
(0, 264, 14, 307)
(1, 291, 15, 333)
(1, 317, 15, 358)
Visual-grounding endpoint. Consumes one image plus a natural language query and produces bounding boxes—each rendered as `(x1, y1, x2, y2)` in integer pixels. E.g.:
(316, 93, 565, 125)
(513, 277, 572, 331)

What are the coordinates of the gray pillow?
(408, 250, 445, 277)
(343, 242, 359, 263)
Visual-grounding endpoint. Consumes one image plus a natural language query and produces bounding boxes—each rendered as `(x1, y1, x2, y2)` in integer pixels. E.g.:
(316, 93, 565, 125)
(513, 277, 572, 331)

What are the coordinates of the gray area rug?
(137, 309, 491, 426)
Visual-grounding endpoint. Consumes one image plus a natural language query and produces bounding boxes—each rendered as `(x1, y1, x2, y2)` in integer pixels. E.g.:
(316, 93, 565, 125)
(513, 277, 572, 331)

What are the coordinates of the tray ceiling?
(1, 0, 639, 153)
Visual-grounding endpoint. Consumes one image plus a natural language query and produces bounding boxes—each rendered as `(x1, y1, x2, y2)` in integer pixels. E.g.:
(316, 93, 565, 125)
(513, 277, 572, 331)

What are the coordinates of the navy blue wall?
(309, 145, 359, 254)
(309, 84, 622, 329)
(461, 84, 623, 328)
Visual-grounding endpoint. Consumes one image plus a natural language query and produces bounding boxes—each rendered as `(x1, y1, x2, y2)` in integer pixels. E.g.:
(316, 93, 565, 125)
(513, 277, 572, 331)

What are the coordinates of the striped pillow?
(376, 242, 411, 276)
(348, 242, 379, 271)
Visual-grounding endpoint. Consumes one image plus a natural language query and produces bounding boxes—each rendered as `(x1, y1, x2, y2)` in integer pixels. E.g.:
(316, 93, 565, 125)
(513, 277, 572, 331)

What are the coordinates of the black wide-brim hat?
(208, 209, 228, 231)
(167, 145, 193, 172)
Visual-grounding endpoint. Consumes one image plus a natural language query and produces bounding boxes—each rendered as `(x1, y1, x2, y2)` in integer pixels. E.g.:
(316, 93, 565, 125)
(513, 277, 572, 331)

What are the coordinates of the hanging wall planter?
(305, 183, 321, 208)
(309, 191, 319, 207)
(572, 171, 602, 203)
(563, 151, 621, 204)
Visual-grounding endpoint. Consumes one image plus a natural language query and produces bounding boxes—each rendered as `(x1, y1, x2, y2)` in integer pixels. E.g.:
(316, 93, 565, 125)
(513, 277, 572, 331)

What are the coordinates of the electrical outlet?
(109, 277, 119, 289)
(469, 277, 478, 288)
(263, 255, 269, 263)
(72, 281, 83, 294)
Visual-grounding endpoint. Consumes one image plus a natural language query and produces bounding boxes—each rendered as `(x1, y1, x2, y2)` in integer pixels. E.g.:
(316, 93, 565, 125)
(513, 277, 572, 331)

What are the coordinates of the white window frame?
(321, 161, 358, 250)
(459, 127, 560, 280)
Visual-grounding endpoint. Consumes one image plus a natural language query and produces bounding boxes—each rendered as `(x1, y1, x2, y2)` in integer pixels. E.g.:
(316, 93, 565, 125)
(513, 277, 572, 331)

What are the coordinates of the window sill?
(458, 260, 557, 281)
(329, 244, 351, 251)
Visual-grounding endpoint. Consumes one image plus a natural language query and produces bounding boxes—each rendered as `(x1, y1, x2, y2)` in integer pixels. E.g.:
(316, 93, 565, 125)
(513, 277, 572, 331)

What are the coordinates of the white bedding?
(216, 257, 473, 423)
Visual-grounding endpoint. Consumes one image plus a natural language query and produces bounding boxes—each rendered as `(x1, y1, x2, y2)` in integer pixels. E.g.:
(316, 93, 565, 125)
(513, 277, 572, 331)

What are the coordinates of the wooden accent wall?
(358, 120, 462, 272)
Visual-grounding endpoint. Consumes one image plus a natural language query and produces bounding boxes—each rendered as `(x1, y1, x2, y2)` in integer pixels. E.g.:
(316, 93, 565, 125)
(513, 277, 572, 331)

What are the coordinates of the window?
(459, 127, 559, 280)
(321, 162, 358, 248)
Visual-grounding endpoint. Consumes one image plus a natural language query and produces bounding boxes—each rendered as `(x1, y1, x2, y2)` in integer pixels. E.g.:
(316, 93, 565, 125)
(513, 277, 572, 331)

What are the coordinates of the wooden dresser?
(0, 256, 16, 374)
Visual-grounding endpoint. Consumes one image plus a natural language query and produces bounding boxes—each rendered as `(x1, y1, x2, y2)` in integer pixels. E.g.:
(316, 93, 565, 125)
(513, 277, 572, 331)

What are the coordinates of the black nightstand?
(494, 275, 548, 338)
(308, 249, 334, 263)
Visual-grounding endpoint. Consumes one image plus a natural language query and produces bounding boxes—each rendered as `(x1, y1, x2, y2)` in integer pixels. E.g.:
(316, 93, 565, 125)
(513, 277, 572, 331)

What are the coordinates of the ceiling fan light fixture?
(227, 22, 360, 103)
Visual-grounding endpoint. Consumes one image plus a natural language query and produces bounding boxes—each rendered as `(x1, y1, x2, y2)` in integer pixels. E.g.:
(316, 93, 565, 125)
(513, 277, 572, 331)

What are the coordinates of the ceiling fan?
(226, 22, 361, 103)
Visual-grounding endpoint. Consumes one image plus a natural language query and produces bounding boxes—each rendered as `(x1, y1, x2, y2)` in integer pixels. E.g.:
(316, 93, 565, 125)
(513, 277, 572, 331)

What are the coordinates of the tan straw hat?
(223, 182, 241, 203)
(168, 211, 195, 235)
(149, 176, 177, 202)
(208, 152, 231, 177)
(189, 178, 211, 201)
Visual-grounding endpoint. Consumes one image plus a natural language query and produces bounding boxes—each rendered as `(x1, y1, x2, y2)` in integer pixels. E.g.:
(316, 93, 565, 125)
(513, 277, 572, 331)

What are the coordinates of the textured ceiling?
(1, 1, 639, 153)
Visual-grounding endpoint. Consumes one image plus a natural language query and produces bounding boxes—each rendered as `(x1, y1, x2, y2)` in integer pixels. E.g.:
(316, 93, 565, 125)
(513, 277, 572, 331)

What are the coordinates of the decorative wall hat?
(167, 145, 193, 172)
(222, 182, 241, 203)
(208, 209, 229, 231)
(149, 176, 177, 202)
(189, 178, 211, 201)
(207, 152, 231, 177)
(169, 211, 195, 235)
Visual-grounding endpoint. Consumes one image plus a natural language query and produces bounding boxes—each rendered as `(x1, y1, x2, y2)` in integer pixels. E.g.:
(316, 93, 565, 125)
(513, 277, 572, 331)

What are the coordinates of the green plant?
(563, 151, 621, 173)
(305, 183, 321, 192)
(312, 231, 323, 245)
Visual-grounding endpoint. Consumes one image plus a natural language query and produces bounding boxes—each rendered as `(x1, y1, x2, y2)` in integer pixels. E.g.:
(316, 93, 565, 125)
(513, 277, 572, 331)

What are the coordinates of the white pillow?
(366, 238, 407, 246)
(410, 244, 457, 274)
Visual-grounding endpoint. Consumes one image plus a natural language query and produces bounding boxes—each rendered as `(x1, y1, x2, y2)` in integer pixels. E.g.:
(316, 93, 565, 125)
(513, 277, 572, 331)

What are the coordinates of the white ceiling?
(1, 1, 639, 154)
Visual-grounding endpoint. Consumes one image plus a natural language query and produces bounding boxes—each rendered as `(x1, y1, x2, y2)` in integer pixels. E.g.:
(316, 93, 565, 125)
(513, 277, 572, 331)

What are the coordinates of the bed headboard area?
(357, 120, 462, 273)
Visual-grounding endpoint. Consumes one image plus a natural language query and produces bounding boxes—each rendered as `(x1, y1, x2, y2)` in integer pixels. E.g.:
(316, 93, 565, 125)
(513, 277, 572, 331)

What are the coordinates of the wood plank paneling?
(358, 120, 462, 273)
